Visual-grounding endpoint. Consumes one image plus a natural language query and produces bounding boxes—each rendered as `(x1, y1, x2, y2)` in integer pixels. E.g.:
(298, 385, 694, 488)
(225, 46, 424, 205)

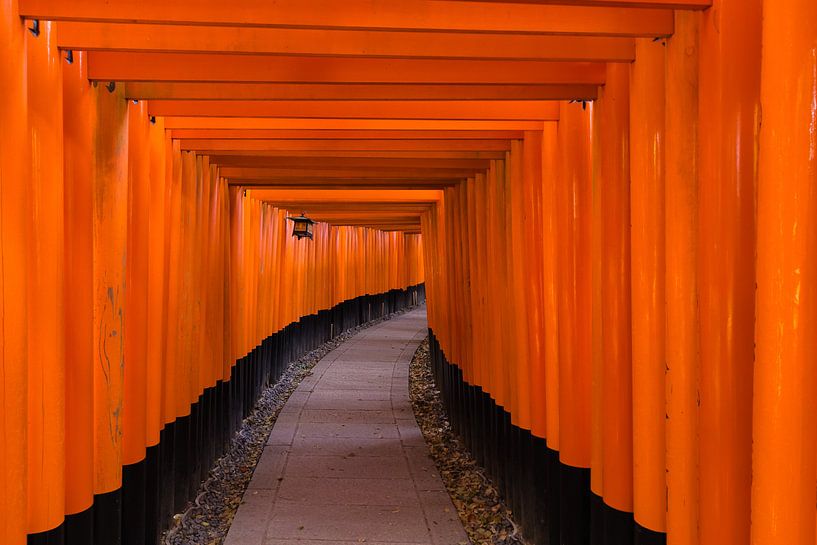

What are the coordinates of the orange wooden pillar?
(144, 114, 167, 545)
(629, 37, 667, 542)
(92, 77, 129, 543)
(190, 155, 206, 411)
(274, 207, 288, 332)
(219, 180, 232, 384)
(597, 61, 634, 537)
(123, 99, 151, 543)
(160, 139, 182, 520)
(0, 2, 29, 544)
(752, 1, 817, 543)
(26, 18, 66, 541)
(172, 150, 196, 511)
(204, 172, 226, 406)
(541, 123, 560, 456)
(230, 188, 243, 362)
(189, 155, 206, 444)
(540, 122, 561, 545)
(443, 185, 461, 377)
(523, 131, 546, 443)
(556, 100, 593, 545)
(499, 158, 517, 426)
(481, 165, 496, 423)
(509, 141, 531, 433)
(664, 11, 700, 545)
(62, 50, 96, 543)
(698, 1, 760, 543)
(483, 162, 505, 415)
(522, 129, 550, 544)
(227, 184, 242, 437)
(589, 98, 603, 528)
(460, 178, 476, 401)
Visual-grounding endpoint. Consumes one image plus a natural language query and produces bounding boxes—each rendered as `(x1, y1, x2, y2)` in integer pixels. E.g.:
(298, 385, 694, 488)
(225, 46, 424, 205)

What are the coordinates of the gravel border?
(162, 305, 419, 545)
(409, 338, 525, 545)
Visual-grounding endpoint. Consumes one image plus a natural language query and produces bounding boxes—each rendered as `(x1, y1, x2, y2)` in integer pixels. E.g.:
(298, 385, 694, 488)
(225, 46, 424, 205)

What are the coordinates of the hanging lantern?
(287, 212, 315, 240)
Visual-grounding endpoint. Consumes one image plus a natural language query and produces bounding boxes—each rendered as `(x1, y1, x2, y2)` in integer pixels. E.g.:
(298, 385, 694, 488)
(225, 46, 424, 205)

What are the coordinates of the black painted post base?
(47, 285, 425, 545)
(426, 327, 666, 545)
(27, 524, 65, 545)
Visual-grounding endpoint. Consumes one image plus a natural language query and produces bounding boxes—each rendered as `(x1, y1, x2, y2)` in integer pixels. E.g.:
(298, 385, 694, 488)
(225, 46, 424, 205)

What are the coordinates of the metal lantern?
(287, 212, 315, 240)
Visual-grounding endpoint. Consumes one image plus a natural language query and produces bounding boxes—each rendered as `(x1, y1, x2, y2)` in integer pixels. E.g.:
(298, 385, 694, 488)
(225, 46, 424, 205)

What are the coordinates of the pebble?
(408, 339, 526, 545)
(162, 307, 417, 545)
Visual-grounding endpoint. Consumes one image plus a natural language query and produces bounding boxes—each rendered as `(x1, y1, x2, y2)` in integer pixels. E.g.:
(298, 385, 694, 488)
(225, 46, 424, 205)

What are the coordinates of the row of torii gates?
(1, 0, 815, 544)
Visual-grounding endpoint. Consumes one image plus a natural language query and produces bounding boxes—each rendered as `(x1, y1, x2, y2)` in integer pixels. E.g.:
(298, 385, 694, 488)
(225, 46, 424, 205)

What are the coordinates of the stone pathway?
(225, 307, 469, 545)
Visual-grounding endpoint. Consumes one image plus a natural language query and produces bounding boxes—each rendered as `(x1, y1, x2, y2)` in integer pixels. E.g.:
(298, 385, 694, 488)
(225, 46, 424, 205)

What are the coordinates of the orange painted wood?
(123, 101, 151, 466)
(62, 50, 96, 518)
(753, 1, 817, 543)
(664, 11, 700, 545)
(209, 157, 492, 170)
(248, 203, 433, 213)
(325, 224, 421, 232)
(148, 100, 562, 120)
(208, 151, 508, 160)
(125, 82, 599, 101)
(250, 189, 442, 204)
(220, 167, 476, 179)
(452, 0, 709, 8)
(597, 61, 634, 512)
(163, 118, 548, 131)
(57, 22, 635, 62)
(0, 1, 29, 541)
(698, 0, 760, 541)
(20, 0, 674, 36)
(174, 150, 197, 414)
(171, 130, 525, 141)
(25, 19, 66, 535)
(182, 139, 512, 152)
(556, 101, 593, 469)
(524, 132, 547, 437)
(145, 116, 168, 447)
(540, 123, 560, 450)
(629, 37, 666, 533)
(162, 139, 182, 425)
(471, 173, 490, 402)
(10, 2, 808, 544)
(490, 159, 510, 410)
(590, 100, 603, 496)
(91, 77, 129, 497)
(88, 53, 605, 86)
(233, 181, 457, 190)
(308, 212, 422, 221)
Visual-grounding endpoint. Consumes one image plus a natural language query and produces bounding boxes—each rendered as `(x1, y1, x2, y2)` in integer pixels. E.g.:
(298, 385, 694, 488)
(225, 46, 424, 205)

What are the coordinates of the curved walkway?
(225, 307, 468, 545)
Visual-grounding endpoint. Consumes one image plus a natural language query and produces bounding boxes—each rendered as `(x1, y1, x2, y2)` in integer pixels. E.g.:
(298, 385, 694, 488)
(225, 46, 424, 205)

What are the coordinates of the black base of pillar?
(635, 523, 667, 545)
(122, 460, 146, 545)
(427, 327, 662, 545)
(65, 506, 93, 545)
(28, 524, 65, 545)
(27, 285, 424, 545)
(93, 488, 122, 545)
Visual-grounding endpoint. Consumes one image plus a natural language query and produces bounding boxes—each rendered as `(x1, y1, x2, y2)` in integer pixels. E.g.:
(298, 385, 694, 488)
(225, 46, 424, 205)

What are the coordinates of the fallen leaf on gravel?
(408, 338, 526, 545)
(162, 307, 417, 545)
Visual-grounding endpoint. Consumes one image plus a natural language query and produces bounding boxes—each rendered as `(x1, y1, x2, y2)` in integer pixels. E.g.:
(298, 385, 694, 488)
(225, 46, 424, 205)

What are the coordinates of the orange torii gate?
(1, 1, 816, 545)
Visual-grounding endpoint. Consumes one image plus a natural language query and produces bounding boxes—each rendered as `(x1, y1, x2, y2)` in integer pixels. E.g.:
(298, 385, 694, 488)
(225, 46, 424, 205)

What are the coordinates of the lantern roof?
(287, 212, 316, 225)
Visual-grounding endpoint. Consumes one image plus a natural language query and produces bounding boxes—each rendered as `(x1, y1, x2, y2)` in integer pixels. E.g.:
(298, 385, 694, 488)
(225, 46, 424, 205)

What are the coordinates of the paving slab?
(302, 396, 395, 411)
(290, 436, 405, 457)
(299, 408, 396, 423)
(282, 453, 411, 479)
(225, 308, 467, 545)
(268, 502, 430, 542)
(276, 475, 419, 506)
(296, 422, 401, 439)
